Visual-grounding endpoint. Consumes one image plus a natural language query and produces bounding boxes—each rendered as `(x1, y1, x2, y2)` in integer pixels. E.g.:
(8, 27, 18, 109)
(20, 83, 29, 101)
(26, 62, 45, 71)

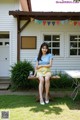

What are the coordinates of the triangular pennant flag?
(37, 20, 40, 24)
(43, 20, 46, 25)
(69, 20, 73, 25)
(56, 21, 60, 25)
(47, 21, 51, 26)
(61, 20, 65, 24)
(52, 21, 55, 26)
(74, 21, 77, 26)
(38, 20, 42, 24)
(77, 21, 80, 26)
(34, 19, 38, 23)
(64, 20, 68, 24)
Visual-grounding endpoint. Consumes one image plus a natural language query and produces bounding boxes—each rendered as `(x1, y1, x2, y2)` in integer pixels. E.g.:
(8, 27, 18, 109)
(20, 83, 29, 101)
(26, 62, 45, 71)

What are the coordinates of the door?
(0, 39, 9, 77)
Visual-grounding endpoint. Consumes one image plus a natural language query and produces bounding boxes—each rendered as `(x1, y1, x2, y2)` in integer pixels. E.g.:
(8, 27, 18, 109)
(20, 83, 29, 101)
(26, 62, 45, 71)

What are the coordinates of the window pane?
(52, 42, 60, 47)
(44, 35, 51, 41)
(52, 35, 60, 41)
(0, 34, 9, 38)
(48, 42, 51, 47)
(79, 36, 80, 41)
(78, 49, 80, 55)
(49, 49, 51, 53)
(5, 42, 9, 46)
(70, 42, 77, 48)
(78, 42, 80, 47)
(0, 42, 3, 45)
(70, 35, 77, 41)
(70, 49, 77, 55)
(52, 49, 59, 55)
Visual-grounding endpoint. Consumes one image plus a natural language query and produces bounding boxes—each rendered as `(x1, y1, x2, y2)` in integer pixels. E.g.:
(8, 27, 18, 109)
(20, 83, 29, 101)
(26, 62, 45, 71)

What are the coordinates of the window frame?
(43, 32, 64, 57)
(70, 35, 80, 56)
(66, 32, 80, 57)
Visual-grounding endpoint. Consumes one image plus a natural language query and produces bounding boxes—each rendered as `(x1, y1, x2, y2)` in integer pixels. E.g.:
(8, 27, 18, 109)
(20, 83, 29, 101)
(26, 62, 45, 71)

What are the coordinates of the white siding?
(0, 0, 80, 75)
(20, 21, 80, 73)
(0, 0, 19, 68)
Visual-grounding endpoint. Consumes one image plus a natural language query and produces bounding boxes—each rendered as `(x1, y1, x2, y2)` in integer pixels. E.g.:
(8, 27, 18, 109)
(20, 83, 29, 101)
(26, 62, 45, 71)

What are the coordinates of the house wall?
(20, 21, 80, 73)
(0, 0, 18, 74)
(0, 0, 80, 76)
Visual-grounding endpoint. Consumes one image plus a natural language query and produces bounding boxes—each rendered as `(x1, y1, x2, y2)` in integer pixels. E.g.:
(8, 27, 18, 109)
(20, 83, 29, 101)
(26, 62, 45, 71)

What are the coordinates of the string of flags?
(31, 18, 80, 26)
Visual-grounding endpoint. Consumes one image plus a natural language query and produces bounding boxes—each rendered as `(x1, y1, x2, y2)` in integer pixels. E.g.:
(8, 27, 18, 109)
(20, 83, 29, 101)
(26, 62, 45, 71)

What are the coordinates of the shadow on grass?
(0, 95, 80, 115)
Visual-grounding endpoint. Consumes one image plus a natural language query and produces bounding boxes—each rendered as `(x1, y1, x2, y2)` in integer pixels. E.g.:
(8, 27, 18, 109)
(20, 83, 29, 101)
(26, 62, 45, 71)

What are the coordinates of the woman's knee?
(45, 76, 50, 83)
(38, 76, 44, 83)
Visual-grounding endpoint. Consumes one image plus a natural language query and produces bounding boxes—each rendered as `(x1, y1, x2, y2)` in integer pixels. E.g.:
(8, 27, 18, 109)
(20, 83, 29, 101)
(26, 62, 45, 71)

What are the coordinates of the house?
(0, 0, 80, 77)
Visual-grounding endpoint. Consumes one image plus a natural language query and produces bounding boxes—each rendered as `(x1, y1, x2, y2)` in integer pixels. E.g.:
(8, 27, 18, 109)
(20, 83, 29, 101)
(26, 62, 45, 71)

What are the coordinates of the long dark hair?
(37, 42, 50, 61)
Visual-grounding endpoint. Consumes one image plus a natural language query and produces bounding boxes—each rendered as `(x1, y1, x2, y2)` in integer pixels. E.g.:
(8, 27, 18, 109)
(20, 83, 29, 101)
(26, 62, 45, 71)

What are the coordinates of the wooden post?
(17, 17, 20, 61)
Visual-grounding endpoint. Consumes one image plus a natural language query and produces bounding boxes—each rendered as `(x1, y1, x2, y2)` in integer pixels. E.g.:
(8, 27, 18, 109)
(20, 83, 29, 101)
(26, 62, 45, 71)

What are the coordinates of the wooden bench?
(28, 75, 60, 80)
(28, 75, 60, 101)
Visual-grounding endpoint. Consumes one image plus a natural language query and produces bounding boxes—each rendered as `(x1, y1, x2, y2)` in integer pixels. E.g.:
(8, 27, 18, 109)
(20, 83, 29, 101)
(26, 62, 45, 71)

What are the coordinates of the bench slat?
(28, 75, 60, 80)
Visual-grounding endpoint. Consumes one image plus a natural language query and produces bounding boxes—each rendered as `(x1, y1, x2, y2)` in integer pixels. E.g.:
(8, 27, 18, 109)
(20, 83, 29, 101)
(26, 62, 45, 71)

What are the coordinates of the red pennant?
(78, 21, 80, 26)
(74, 21, 77, 26)
(56, 20, 60, 25)
(43, 20, 46, 25)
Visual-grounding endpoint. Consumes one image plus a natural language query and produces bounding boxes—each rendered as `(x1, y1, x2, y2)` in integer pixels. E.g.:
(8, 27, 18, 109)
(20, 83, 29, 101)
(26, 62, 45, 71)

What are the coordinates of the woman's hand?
(36, 65, 44, 69)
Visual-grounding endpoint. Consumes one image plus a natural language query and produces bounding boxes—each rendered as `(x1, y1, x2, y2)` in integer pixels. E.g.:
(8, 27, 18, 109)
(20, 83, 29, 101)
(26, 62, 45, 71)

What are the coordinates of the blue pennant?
(52, 22, 55, 26)
(47, 21, 51, 26)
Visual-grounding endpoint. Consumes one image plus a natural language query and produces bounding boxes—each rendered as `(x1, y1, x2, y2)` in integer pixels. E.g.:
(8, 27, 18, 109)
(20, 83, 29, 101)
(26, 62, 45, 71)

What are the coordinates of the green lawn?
(0, 95, 80, 120)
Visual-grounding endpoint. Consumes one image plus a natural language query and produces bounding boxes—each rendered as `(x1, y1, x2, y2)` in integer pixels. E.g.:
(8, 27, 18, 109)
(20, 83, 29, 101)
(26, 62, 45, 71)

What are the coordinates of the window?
(70, 35, 80, 55)
(21, 36, 37, 49)
(44, 35, 60, 55)
(5, 42, 9, 46)
(0, 42, 3, 46)
(0, 34, 9, 38)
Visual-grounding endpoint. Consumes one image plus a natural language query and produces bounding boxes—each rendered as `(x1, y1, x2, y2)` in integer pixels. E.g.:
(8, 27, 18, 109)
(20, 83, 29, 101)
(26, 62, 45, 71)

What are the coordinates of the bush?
(10, 61, 34, 91)
(50, 72, 73, 89)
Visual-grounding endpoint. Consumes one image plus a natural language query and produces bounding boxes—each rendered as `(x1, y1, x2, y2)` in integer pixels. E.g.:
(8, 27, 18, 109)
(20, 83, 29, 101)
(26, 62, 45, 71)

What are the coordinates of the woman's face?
(41, 46, 48, 55)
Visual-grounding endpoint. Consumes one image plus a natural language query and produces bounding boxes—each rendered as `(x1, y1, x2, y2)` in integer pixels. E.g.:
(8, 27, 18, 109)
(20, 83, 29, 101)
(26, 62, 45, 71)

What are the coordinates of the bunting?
(43, 20, 46, 25)
(33, 19, 80, 26)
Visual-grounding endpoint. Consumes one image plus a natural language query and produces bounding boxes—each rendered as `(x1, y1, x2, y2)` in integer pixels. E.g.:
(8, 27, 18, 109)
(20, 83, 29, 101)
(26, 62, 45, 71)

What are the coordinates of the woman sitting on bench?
(34, 42, 53, 105)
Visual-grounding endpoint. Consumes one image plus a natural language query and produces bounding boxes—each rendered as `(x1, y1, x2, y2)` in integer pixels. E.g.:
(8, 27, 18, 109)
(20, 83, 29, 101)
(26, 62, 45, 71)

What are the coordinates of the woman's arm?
(33, 61, 39, 76)
(42, 59, 53, 68)
(35, 61, 43, 69)
(36, 59, 53, 69)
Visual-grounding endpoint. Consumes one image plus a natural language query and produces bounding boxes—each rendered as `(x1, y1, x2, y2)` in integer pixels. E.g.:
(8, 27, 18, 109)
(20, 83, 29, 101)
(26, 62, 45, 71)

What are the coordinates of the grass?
(0, 95, 80, 120)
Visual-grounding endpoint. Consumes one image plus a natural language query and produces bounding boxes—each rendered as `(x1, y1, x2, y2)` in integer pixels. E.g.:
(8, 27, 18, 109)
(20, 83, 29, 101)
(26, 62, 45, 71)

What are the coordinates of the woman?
(34, 42, 53, 105)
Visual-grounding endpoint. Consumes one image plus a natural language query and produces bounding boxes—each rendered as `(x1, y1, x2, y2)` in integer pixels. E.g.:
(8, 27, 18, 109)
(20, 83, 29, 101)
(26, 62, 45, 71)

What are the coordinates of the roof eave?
(9, 11, 80, 20)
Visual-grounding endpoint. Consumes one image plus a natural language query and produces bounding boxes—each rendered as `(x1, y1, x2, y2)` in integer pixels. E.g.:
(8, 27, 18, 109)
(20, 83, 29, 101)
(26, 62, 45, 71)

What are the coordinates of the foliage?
(50, 72, 73, 89)
(10, 62, 74, 90)
(10, 61, 34, 91)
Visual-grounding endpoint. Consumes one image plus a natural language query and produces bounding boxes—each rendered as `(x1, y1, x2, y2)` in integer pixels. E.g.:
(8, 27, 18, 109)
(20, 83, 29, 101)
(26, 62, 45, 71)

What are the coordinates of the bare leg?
(45, 73, 51, 102)
(38, 76, 45, 104)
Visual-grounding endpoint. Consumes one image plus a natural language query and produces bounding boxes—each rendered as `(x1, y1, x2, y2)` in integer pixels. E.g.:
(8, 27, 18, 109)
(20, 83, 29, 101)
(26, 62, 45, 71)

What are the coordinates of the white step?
(0, 79, 10, 90)
(0, 84, 10, 90)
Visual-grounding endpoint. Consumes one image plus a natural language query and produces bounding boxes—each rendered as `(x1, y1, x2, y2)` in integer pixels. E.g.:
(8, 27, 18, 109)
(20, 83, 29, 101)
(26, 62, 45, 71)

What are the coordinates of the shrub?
(50, 72, 73, 89)
(10, 61, 34, 91)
